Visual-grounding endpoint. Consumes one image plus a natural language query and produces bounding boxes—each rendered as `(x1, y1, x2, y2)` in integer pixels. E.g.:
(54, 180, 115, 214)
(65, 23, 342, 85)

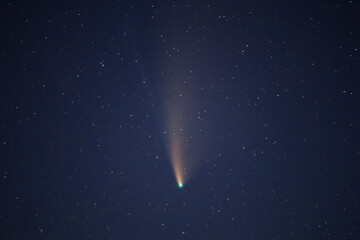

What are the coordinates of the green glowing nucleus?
(178, 183, 183, 188)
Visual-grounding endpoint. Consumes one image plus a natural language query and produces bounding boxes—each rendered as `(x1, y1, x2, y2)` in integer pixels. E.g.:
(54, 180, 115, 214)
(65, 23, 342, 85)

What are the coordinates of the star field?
(0, 1, 360, 239)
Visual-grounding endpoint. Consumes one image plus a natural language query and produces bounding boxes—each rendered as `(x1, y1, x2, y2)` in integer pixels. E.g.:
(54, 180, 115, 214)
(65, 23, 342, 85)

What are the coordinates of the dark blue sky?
(0, 0, 359, 239)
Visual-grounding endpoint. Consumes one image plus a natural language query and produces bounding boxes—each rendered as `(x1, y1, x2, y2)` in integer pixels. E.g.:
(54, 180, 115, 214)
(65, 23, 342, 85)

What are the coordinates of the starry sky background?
(1, 0, 360, 239)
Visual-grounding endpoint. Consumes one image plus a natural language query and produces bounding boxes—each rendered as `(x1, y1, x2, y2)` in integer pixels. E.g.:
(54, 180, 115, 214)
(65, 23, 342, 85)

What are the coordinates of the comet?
(161, 61, 197, 188)
(170, 135, 186, 187)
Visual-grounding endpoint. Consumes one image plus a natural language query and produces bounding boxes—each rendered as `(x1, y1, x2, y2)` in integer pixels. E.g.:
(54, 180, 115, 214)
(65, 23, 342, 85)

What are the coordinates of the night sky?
(1, 1, 360, 239)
